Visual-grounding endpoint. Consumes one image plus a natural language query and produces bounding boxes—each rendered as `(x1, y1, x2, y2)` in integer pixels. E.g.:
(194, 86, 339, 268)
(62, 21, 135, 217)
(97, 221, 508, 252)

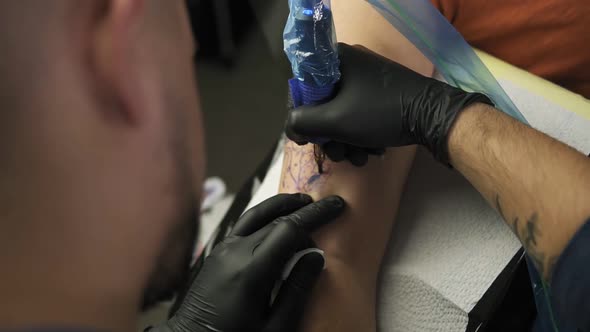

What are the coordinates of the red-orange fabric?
(431, 0, 590, 97)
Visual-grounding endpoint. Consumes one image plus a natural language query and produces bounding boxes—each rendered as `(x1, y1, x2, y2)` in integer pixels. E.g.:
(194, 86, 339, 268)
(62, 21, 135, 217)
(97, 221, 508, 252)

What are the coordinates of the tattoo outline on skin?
(495, 194, 556, 280)
(281, 141, 332, 193)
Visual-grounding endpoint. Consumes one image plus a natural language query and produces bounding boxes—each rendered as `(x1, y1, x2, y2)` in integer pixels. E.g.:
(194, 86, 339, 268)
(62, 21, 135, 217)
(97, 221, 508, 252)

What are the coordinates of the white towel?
(246, 80, 590, 332)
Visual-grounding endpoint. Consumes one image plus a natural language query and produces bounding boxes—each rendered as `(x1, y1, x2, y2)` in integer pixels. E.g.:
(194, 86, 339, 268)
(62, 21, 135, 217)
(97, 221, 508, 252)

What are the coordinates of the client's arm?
(279, 1, 433, 331)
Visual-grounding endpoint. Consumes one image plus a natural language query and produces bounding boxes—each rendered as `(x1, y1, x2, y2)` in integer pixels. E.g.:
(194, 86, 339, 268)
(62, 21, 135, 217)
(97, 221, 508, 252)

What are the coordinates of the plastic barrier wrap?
(366, 0, 528, 124)
(283, 0, 340, 107)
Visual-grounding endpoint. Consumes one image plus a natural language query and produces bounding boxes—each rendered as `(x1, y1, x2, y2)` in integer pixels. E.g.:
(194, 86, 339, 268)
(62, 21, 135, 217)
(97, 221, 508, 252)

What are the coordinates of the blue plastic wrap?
(284, 0, 340, 107)
(366, 0, 528, 124)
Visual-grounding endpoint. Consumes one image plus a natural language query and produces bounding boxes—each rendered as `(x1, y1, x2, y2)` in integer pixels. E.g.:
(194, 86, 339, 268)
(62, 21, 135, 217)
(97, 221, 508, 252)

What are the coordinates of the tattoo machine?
(283, 0, 341, 173)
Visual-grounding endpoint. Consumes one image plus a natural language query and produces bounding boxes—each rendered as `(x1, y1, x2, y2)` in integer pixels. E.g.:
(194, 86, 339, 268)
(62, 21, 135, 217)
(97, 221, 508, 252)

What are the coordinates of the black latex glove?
(285, 43, 493, 166)
(156, 193, 346, 332)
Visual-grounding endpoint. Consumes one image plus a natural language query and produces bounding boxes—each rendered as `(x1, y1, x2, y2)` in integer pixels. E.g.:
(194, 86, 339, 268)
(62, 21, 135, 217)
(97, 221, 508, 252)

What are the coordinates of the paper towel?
(245, 79, 590, 331)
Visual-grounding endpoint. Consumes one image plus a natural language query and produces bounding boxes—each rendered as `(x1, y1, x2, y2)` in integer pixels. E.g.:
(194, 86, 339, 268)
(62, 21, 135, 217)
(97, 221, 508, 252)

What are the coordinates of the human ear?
(91, 0, 155, 124)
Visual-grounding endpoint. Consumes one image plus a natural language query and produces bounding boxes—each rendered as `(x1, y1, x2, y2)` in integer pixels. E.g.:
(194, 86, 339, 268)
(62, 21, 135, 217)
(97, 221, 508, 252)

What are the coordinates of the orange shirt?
(431, 0, 590, 97)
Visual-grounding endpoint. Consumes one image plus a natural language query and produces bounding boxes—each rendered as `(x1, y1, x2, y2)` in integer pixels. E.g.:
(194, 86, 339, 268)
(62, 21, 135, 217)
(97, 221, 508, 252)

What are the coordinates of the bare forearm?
(280, 141, 415, 332)
(448, 103, 590, 280)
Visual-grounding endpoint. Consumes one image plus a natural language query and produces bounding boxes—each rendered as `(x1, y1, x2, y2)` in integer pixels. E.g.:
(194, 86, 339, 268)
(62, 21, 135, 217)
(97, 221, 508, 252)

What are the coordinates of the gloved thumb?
(286, 105, 343, 145)
(263, 251, 325, 332)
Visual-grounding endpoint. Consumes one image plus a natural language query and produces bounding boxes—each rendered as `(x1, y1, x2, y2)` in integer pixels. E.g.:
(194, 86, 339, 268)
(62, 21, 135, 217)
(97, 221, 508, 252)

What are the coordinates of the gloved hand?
(156, 193, 346, 332)
(285, 43, 493, 166)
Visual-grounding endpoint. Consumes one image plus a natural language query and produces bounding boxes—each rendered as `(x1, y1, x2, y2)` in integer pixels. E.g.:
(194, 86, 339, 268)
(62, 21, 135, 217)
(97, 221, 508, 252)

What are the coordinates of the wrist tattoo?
(495, 195, 557, 280)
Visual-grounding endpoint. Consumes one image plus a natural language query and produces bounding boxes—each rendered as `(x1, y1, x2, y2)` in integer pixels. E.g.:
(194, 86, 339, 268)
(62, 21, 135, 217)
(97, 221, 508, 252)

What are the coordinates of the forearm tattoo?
(281, 141, 332, 193)
(495, 195, 557, 280)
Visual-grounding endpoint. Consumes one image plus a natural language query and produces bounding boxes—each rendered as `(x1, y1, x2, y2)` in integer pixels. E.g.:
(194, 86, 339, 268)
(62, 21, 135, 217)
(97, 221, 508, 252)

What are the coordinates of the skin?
(448, 103, 590, 281)
(279, 1, 434, 331)
(0, 1, 204, 332)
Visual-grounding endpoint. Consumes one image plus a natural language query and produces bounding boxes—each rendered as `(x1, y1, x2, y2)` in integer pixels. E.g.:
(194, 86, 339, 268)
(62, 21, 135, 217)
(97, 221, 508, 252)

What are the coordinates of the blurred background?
(187, 0, 290, 192)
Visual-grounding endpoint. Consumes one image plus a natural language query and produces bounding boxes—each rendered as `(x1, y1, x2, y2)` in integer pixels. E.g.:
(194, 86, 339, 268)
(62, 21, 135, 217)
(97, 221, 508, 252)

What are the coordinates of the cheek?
(194, 112, 205, 192)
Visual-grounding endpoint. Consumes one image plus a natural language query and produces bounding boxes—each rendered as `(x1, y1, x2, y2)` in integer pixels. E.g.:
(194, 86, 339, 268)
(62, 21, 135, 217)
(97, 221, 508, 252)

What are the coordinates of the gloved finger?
(286, 88, 295, 110)
(253, 221, 306, 280)
(347, 146, 369, 167)
(230, 193, 313, 237)
(323, 141, 347, 162)
(294, 140, 310, 146)
(283, 195, 346, 233)
(252, 196, 345, 273)
(286, 105, 347, 144)
(286, 91, 307, 147)
(324, 143, 384, 165)
(263, 252, 325, 332)
(241, 215, 316, 252)
(349, 43, 372, 54)
(366, 147, 386, 156)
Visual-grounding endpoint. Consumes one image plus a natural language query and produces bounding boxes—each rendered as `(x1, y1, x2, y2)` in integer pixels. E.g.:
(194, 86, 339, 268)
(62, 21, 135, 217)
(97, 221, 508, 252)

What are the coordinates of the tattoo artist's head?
(0, 1, 205, 329)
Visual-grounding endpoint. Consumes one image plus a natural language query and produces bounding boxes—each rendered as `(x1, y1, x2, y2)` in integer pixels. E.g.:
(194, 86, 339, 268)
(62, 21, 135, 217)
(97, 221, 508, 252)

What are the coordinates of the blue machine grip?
(284, 0, 340, 107)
